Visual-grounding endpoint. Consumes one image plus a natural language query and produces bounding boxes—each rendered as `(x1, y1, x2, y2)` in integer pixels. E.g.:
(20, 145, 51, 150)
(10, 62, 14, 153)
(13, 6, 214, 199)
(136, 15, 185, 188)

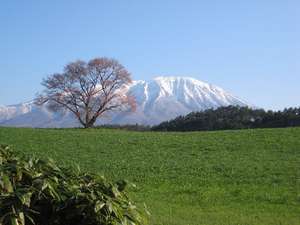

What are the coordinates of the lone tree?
(36, 57, 136, 128)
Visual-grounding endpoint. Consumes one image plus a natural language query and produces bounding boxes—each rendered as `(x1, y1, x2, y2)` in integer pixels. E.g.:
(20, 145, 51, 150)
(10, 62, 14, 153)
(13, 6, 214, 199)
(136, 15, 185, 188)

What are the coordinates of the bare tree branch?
(35, 57, 136, 128)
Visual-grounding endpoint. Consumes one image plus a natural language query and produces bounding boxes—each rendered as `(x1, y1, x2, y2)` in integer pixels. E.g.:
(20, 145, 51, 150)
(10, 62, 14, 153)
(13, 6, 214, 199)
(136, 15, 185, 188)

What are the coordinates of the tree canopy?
(36, 58, 136, 128)
(152, 106, 300, 131)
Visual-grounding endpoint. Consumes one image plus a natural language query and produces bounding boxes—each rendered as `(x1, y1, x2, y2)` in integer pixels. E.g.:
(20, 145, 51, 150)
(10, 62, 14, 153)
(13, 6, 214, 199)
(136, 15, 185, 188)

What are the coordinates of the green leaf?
(18, 192, 32, 207)
(2, 174, 13, 193)
(94, 201, 105, 213)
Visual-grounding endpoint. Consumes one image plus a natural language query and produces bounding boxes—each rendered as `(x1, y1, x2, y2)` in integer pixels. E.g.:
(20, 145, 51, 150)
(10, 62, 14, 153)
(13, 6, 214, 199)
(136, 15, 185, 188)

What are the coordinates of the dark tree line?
(152, 106, 300, 131)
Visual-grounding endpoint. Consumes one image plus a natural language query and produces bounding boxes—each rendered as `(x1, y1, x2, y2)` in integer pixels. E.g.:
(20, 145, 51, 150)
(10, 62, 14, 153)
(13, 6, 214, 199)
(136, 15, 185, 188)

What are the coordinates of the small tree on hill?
(36, 57, 136, 128)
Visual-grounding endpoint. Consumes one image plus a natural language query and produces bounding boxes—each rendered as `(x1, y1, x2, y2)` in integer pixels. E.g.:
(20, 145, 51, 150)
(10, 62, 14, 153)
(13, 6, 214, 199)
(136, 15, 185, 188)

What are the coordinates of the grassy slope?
(0, 127, 299, 225)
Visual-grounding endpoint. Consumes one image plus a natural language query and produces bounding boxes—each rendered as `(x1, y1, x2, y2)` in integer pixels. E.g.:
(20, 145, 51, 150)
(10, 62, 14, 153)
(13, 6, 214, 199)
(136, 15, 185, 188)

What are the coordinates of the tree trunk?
(84, 119, 96, 128)
(84, 123, 93, 128)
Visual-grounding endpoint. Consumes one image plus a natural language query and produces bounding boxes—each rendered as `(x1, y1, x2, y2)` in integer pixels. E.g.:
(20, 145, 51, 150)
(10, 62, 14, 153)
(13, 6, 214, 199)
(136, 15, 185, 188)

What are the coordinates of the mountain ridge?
(0, 76, 249, 127)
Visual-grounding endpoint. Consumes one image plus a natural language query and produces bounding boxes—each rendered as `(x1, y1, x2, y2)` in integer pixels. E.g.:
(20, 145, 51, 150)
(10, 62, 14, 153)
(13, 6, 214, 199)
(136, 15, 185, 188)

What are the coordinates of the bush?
(0, 145, 147, 225)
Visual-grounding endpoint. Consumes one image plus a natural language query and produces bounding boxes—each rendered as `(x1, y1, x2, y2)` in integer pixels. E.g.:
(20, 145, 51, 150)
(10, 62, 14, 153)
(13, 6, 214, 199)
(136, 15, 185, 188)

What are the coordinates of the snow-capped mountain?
(0, 76, 249, 127)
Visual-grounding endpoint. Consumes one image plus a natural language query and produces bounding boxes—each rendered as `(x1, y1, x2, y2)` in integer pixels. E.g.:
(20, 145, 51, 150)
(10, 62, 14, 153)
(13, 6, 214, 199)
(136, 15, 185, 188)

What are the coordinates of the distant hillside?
(152, 106, 300, 131)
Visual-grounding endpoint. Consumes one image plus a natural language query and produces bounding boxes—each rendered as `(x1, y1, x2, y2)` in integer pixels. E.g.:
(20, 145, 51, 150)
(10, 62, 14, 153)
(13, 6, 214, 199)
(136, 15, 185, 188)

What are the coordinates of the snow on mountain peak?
(154, 76, 210, 86)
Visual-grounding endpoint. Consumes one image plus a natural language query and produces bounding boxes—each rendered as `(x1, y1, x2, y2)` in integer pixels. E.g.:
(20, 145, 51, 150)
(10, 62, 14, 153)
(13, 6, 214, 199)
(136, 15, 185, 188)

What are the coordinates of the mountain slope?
(0, 76, 249, 127)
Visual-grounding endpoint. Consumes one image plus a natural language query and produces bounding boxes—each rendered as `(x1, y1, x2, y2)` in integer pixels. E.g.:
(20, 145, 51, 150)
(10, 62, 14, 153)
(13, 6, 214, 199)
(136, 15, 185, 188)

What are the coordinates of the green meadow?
(0, 127, 299, 225)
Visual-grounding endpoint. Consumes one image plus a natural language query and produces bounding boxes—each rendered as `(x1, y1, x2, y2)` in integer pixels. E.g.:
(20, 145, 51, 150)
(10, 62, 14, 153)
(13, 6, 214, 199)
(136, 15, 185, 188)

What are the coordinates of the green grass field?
(0, 127, 299, 225)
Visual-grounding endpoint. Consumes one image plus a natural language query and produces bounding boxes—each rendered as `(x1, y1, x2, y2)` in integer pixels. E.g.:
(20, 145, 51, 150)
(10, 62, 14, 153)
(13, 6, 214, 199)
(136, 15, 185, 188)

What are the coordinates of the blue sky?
(0, 0, 299, 109)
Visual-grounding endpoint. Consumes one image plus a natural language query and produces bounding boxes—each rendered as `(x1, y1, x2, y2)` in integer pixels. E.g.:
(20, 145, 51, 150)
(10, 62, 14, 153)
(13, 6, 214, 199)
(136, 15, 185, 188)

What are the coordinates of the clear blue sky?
(0, 0, 299, 109)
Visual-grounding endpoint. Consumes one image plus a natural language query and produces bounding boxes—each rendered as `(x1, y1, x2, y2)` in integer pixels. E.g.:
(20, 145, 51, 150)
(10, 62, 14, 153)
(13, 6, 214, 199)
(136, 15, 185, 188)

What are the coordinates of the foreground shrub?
(0, 145, 147, 225)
